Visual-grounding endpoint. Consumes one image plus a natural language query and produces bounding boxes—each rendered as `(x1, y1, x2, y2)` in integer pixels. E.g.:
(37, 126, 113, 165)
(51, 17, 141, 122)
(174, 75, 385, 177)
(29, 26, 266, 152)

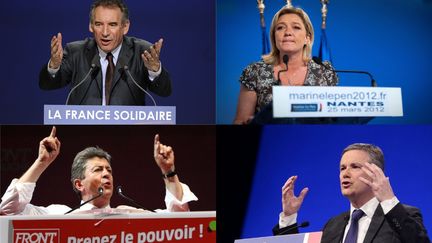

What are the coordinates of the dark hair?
(89, 0, 129, 24)
(70, 147, 112, 196)
(342, 143, 385, 171)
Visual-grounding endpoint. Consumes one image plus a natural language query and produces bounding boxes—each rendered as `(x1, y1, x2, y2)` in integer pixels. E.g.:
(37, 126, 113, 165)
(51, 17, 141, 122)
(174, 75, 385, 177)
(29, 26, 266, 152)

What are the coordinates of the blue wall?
(0, 0, 215, 124)
(242, 125, 432, 238)
(217, 0, 432, 124)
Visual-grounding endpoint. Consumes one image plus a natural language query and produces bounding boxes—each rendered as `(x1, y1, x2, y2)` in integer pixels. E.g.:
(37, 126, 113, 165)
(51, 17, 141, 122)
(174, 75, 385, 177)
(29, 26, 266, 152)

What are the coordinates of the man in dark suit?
(272, 143, 430, 243)
(39, 0, 171, 105)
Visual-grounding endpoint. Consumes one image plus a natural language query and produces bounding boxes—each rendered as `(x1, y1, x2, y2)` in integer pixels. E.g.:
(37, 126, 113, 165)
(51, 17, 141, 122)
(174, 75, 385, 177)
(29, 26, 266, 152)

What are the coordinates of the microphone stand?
(65, 54, 101, 105)
(276, 221, 310, 235)
(312, 56, 377, 87)
(119, 63, 157, 106)
(65, 187, 104, 214)
(117, 186, 155, 213)
(277, 55, 289, 85)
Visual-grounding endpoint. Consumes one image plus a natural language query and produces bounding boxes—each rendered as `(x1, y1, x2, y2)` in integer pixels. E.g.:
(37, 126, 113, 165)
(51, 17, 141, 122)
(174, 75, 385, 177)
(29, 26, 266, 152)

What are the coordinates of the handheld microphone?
(65, 187, 104, 214)
(277, 55, 289, 85)
(119, 64, 157, 106)
(117, 186, 155, 212)
(276, 221, 310, 235)
(312, 56, 377, 87)
(65, 55, 101, 105)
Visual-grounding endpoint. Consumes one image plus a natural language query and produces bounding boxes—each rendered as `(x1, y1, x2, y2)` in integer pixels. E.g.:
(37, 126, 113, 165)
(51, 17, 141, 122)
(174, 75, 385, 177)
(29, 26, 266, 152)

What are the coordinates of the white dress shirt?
(0, 178, 198, 215)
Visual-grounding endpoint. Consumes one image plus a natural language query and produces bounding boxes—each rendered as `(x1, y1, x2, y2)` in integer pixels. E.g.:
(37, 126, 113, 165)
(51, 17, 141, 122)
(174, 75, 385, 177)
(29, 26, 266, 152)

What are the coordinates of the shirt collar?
(97, 43, 122, 62)
(350, 197, 379, 219)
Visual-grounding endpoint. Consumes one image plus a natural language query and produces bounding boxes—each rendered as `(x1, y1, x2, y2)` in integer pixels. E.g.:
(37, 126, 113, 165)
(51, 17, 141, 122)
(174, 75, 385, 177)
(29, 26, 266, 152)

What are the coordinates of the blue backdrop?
(217, 0, 432, 124)
(0, 0, 215, 124)
(242, 125, 432, 238)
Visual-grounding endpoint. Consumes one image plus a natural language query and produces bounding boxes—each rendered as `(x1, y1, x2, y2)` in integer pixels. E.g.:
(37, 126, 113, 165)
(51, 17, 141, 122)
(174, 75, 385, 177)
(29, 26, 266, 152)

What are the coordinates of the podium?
(251, 86, 403, 124)
(235, 232, 322, 243)
(44, 105, 176, 124)
(0, 211, 215, 242)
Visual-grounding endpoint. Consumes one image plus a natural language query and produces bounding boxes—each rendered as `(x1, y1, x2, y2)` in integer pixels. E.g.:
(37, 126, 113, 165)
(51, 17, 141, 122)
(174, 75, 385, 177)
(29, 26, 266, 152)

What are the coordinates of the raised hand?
(282, 176, 309, 216)
(153, 134, 174, 174)
(142, 38, 163, 72)
(18, 126, 61, 183)
(359, 163, 395, 202)
(49, 33, 63, 69)
(37, 126, 61, 166)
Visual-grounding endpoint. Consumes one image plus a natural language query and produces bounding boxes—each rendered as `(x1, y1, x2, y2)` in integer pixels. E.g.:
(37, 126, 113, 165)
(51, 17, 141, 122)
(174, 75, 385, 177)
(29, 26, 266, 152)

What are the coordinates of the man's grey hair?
(89, 0, 129, 24)
(342, 143, 385, 171)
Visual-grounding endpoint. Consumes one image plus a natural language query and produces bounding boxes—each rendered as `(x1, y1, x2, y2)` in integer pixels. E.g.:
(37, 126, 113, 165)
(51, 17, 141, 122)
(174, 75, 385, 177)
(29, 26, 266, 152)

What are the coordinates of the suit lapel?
(363, 205, 385, 243)
(322, 212, 349, 243)
(333, 213, 350, 243)
(112, 37, 133, 91)
(85, 39, 102, 94)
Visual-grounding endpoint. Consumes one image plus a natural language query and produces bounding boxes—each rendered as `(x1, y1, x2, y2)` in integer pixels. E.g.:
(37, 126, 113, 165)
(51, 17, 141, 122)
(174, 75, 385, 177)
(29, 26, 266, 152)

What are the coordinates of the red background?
(1, 125, 216, 211)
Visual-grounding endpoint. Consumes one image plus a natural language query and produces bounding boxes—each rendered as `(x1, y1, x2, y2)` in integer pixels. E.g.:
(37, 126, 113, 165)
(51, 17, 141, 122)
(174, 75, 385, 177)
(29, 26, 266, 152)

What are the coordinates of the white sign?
(44, 105, 176, 124)
(272, 86, 403, 118)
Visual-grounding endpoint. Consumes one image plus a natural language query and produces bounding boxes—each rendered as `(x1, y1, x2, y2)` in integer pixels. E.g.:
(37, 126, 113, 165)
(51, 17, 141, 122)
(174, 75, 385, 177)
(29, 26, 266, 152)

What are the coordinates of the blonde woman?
(234, 7, 338, 124)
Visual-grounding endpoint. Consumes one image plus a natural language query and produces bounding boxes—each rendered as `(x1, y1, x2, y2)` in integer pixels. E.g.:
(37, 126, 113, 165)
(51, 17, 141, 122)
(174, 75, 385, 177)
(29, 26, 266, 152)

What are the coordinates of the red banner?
(6, 213, 216, 243)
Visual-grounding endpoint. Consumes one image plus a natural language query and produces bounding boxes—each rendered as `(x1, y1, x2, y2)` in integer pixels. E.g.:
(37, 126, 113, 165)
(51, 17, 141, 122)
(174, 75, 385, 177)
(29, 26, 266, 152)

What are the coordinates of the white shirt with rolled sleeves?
(0, 179, 197, 215)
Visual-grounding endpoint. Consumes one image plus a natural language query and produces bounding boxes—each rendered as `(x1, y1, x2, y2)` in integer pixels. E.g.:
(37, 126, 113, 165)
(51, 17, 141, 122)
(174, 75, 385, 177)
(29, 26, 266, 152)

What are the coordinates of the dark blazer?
(39, 36, 171, 105)
(273, 203, 430, 243)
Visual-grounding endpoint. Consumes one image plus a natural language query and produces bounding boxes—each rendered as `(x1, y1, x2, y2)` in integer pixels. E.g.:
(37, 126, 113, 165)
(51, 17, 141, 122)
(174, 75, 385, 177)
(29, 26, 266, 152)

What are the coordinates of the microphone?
(65, 55, 100, 105)
(276, 221, 310, 235)
(117, 186, 155, 212)
(312, 56, 377, 87)
(119, 64, 157, 106)
(277, 55, 289, 85)
(65, 187, 104, 214)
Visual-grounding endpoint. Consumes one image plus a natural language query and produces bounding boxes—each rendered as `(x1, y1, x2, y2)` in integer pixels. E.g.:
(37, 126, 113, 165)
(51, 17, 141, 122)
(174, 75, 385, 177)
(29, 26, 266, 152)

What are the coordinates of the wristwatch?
(162, 169, 177, 179)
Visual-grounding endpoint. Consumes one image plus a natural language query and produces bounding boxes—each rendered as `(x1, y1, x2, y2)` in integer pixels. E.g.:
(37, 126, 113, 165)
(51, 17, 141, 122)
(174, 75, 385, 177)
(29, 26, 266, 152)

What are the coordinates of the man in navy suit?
(39, 0, 171, 105)
(273, 143, 430, 243)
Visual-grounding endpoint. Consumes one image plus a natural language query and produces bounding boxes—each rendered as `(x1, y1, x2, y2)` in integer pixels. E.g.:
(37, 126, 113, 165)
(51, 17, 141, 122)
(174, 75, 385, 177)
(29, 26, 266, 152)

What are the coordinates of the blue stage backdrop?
(0, 0, 215, 124)
(217, 0, 432, 124)
(241, 125, 432, 238)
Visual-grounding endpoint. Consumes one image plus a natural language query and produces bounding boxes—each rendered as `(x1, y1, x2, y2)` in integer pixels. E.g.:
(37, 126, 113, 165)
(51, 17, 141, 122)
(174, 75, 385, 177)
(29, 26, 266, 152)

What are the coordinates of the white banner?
(273, 86, 403, 118)
(44, 105, 176, 124)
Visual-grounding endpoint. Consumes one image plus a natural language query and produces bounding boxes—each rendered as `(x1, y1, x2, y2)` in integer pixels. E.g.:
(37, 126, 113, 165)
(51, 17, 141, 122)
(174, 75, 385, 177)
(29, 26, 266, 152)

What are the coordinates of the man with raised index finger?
(272, 143, 430, 243)
(0, 127, 197, 215)
(39, 0, 171, 105)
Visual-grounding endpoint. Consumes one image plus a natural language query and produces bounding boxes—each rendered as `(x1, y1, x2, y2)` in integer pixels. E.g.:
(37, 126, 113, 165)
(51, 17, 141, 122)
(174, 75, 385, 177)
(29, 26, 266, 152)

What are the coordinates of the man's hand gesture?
(142, 38, 163, 72)
(49, 33, 63, 69)
(282, 176, 309, 216)
(37, 126, 61, 166)
(153, 134, 174, 174)
(360, 163, 395, 202)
